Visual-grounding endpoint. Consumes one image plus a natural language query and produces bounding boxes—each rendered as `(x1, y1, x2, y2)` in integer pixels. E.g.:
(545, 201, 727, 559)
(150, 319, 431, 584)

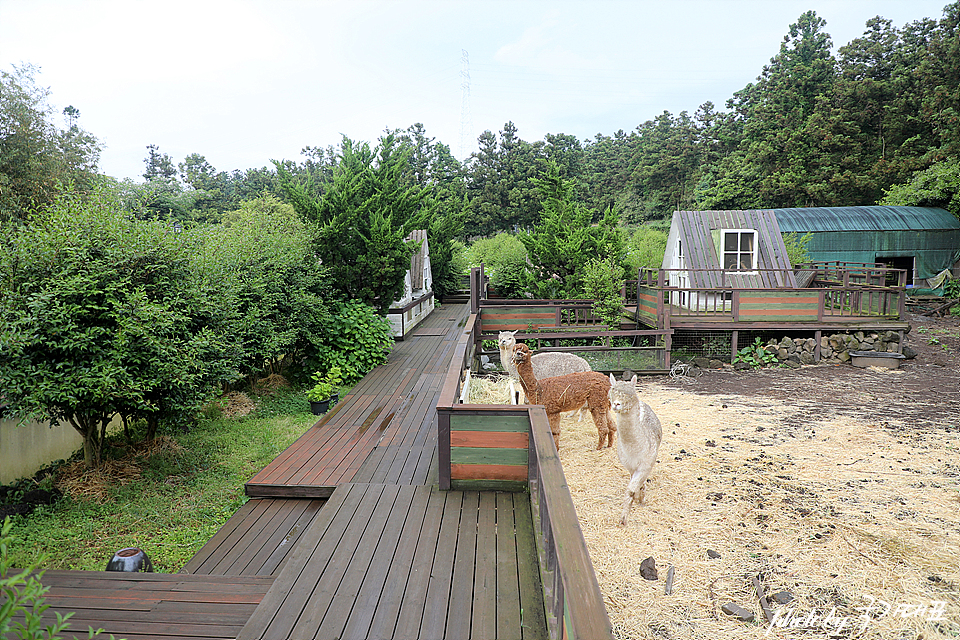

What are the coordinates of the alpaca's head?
(498, 330, 517, 350)
(608, 373, 639, 414)
(512, 343, 532, 366)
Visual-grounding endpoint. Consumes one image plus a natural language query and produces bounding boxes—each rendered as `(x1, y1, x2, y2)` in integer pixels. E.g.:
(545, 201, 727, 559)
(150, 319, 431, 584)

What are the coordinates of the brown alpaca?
(512, 343, 615, 450)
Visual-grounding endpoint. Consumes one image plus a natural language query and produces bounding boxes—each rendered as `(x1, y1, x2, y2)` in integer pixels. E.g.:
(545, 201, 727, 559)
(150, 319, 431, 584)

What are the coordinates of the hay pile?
(471, 375, 960, 639)
(55, 436, 184, 504)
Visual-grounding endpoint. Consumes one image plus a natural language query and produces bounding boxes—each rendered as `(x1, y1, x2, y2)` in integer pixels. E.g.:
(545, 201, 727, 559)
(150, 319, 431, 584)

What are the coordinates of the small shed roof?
(671, 209, 796, 288)
(774, 206, 960, 233)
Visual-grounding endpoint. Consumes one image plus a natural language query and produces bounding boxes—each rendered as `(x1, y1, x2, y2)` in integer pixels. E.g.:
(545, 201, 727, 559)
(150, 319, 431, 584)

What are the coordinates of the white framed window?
(722, 229, 758, 271)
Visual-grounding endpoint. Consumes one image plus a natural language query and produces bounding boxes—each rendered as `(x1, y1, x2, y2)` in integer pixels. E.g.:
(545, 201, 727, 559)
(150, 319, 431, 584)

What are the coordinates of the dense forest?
(3, 6, 959, 237)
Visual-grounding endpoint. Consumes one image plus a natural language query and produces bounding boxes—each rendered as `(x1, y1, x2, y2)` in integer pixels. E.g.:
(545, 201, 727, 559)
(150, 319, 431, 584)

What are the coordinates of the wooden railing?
(646, 266, 905, 323)
(528, 405, 613, 640)
(435, 312, 613, 640)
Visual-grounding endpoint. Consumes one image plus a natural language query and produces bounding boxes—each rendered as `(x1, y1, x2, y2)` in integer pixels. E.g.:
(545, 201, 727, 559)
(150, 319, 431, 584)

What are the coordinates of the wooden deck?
(21, 302, 552, 639)
(237, 483, 545, 640)
(33, 571, 274, 640)
(244, 305, 465, 498)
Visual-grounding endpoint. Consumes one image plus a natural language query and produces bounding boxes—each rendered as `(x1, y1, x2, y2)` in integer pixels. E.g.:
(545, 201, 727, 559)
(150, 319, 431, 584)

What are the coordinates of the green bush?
(308, 300, 393, 382)
(782, 231, 813, 267)
(624, 225, 669, 273)
(582, 258, 626, 328)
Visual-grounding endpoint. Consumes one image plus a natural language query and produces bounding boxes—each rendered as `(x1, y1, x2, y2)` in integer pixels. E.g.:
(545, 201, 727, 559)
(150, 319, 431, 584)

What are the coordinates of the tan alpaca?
(497, 330, 591, 420)
(512, 343, 615, 450)
(608, 373, 662, 525)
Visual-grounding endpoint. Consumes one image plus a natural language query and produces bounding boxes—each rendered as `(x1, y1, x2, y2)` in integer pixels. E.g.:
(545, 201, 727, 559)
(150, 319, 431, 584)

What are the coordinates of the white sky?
(0, 0, 950, 182)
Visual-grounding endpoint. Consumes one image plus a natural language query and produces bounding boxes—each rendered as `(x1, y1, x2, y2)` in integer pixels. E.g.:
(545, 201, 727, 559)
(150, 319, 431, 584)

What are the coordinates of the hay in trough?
(467, 375, 959, 639)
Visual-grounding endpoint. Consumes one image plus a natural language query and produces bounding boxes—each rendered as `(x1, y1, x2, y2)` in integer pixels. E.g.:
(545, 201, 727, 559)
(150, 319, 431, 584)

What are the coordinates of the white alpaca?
(608, 373, 662, 525)
(497, 330, 591, 419)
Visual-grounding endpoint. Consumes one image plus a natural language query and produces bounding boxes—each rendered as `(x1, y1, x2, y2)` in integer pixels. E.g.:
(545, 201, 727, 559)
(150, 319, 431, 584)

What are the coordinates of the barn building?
(772, 206, 960, 288)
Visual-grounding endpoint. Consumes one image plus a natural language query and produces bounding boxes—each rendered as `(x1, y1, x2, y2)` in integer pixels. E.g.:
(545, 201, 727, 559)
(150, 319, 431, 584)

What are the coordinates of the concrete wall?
(0, 417, 82, 484)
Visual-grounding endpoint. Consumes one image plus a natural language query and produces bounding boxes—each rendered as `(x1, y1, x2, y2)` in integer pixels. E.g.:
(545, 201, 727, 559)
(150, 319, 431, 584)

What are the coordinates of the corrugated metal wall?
(774, 206, 960, 280)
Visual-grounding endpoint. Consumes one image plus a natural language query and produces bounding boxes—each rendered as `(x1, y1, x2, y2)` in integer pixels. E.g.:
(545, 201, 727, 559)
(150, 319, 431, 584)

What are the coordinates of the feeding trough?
(849, 350, 905, 369)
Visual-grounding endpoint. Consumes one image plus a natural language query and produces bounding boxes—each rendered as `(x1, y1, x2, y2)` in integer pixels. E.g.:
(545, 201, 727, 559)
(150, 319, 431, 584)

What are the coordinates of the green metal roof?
(773, 206, 960, 233)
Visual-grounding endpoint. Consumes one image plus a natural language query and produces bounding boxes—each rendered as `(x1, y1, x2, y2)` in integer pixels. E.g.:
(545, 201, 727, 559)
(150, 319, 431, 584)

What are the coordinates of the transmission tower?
(459, 49, 473, 162)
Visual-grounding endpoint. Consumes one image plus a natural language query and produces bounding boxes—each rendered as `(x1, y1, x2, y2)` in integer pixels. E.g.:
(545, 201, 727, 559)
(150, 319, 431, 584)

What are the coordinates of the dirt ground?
(558, 310, 960, 640)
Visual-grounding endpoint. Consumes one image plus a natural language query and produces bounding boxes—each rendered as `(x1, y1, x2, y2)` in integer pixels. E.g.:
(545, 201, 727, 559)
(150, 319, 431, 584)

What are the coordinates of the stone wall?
(742, 330, 907, 369)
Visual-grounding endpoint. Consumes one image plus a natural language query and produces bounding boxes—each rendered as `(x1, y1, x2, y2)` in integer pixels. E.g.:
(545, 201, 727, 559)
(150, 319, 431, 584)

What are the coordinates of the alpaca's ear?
(609, 373, 616, 385)
(630, 374, 638, 386)
(508, 330, 517, 337)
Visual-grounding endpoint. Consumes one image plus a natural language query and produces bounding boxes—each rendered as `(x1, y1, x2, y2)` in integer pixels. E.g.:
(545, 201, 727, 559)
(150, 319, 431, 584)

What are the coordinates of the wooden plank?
(396, 490, 460, 638)
(451, 463, 528, 482)
(339, 484, 426, 639)
(238, 484, 363, 640)
(365, 485, 440, 639)
(515, 493, 549, 640)
(451, 430, 529, 448)
(180, 499, 266, 574)
(497, 492, 523, 640)
(451, 447, 528, 467)
(472, 491, 498, 640)
(444, 491, 479, 640)
(451, 414, 530, 432)
(292, 484, 400, 639)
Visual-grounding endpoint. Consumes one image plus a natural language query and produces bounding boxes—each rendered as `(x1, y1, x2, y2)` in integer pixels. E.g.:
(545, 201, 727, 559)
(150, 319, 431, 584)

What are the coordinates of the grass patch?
(3, 403, 315, 573)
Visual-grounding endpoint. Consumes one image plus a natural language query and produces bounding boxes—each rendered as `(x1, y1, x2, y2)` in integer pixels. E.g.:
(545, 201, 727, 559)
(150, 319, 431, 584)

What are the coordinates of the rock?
(782, 360, 802, 369)
(859, 343, 875, 351)
(837, 350, 851, 363)
(886, 343, 900, 353)
(902, 345, 918, 359)
(777, 348, 789, 360)
(721, 602, 755, 622)
(693, 357, 712, 369)
(708, 359, 725, 369)
(640, 556, 658, 581)
(786, 354, 801, 364)
(707, 549, 721, 559)
(733, 362, 752, 371)
(779, 337, 793, 350)
(800, 352, 815, 365)
(771, 590, 795, 605)
(804, 338, 816, 352)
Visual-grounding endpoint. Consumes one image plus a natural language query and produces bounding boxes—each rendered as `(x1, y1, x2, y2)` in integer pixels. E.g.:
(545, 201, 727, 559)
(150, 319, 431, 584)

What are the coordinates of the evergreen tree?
(277, 134, 432, 314)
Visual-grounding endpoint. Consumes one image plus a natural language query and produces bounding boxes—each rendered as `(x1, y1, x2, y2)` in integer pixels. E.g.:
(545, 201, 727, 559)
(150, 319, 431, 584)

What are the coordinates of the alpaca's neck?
(515, 358, 539, 402)
(500, 344, 519, 379)
(616, 402, 649, 440)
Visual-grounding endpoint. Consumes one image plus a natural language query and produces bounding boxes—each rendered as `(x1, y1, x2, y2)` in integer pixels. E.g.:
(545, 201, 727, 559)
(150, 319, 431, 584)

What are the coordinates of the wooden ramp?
(33, 571, 274, 640)
(244, 304, 467, 498)
(237, 483, 546, 640)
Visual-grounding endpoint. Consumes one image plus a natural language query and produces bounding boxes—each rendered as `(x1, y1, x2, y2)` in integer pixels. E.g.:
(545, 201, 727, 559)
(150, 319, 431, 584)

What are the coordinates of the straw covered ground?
(469, 374, 959, 640)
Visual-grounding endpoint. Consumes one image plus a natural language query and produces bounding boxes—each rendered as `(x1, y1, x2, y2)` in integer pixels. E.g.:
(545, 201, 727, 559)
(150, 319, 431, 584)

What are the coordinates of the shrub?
(308, 300, 393, 382)
(582, 258, 626, 328)
(624, 225, 669, 273)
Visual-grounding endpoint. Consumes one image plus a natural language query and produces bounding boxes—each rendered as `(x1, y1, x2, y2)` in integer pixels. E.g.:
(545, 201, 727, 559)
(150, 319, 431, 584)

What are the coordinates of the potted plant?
(307, 366, 342, 415)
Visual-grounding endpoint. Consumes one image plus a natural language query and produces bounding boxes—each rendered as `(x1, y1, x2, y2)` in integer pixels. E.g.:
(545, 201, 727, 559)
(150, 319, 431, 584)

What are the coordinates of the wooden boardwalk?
(244, 306, 465, 498)
(33, 571, 274, 640)
(21, 302, 551, 640)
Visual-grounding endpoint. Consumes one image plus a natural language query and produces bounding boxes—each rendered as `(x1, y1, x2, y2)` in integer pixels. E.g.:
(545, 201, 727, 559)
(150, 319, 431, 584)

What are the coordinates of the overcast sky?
(1, 0, 950, 182)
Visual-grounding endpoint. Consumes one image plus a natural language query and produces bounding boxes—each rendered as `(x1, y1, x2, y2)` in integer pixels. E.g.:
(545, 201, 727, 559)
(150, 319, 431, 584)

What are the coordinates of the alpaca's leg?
(548, 413, 562, 450)
(619, 492, 634, 526)
(590, 406, 609, 450)
(606, 411, 617, 448)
